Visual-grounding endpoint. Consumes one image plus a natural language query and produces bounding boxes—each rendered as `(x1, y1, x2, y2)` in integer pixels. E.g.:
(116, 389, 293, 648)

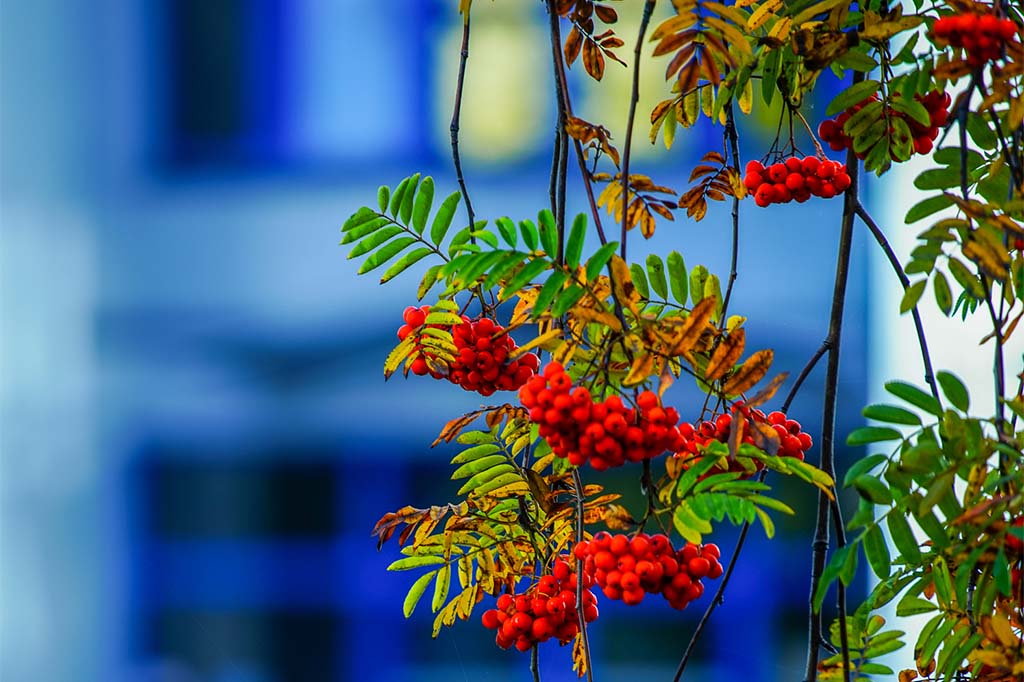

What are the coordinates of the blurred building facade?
(2, 3, 877, 681)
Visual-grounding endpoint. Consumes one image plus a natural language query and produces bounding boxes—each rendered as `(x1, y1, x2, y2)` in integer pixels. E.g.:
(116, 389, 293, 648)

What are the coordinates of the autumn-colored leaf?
(744, 372, 789, 407)
(669, 297, 717, 356)
(705, 327, 746, 381)
(722, 349, 774, 394)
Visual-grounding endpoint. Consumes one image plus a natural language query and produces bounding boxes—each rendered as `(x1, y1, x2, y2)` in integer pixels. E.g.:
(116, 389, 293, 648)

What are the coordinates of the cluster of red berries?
(932, 13, 1019, 68)
(743, 158, 851, 207)
(481, 557, 599, 651)
(398, 305, 539, 396)
(573, 532, 722, 610)
(519, 363, 686, 470)
(675, 408, 812, 477)
(818, 91, 951, 159)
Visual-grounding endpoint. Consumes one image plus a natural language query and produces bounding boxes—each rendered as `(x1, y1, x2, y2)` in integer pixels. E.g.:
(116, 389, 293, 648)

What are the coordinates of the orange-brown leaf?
(669, 297, 717, 356)
(705, 327, 746, 381)
(722, 349, 774, 395)
(565, 26, 584, 66)
(744, 371, 789, 408)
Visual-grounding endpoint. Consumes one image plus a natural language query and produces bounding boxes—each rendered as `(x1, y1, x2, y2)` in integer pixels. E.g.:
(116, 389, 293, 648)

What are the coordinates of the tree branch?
(619, 0, 658, 260)
(572, 468, 594, 682)
(450, 13, 476, 240)
(720, 101, 742, 321)
(853, 201, 942, 407)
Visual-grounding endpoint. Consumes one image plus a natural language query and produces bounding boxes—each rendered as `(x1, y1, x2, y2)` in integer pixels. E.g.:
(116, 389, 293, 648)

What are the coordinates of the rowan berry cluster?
(398, 305, 539, 396)
(743, 157, 851, 207)
(519, 363, 686, 470)
(675, 408, 812, 477)
(817, 91, 951, 158)
(480, 557, 599, 651)
(932, 13, 1019, 67)
(573, 532, 722, 610)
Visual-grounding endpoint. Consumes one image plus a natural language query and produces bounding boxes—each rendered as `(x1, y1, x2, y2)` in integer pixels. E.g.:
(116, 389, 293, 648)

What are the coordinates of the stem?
(450, 14, 476, 240)
(853, 202, 942, 407)
(531, 644, 541, 682)
(619, 0, 657, 260)
(782, 341, 830, 414)
(720, 101, 742, 321)
(804, 85, 862, 682)
(672, 474, 762, 682)
(547, 2, 609, 247)
(558, 126, 569, 266)
(830, 500, 851, 682)
(572, 468, 594, 682)
(984, 293, 1008, 439)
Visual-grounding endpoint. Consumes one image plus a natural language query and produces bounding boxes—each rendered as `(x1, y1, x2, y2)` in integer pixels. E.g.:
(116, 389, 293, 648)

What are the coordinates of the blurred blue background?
(1, 2, 874, 681)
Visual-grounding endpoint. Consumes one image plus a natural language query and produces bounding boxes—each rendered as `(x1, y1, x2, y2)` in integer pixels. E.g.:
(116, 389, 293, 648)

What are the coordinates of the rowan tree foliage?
(342, 0, 1024, 679)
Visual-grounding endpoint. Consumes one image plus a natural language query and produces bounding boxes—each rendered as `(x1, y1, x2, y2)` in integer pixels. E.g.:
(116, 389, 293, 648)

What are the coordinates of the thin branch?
(547, 3, 609, 246)
(531, 644, 541, 682)
(782, 341, 830, 414)
(853, 201, 942, 407)
(558, 125, 569, 266)
(804, 77, 863, 681)
(572, 468, 595, 682)
(672, 474, 761, 682)
(450, 14, 476, 240)
(720, 100, 742, 321)
(619, 0, 658, 260)
(830, 499, 851, 682)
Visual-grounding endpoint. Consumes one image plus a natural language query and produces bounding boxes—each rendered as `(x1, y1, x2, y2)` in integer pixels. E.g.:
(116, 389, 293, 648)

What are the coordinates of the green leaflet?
(358, 237, 419, 275)
(847, 426, 903, 446)
(501, 258, 551, 300)
(646, 254, 668, 299)
(340, 215, 392, 244)
(667, 250, 688, 305)
(348, 225, 404, 259)
(533, 271, 569, 319)
(900, 279, 927, 313)
(566, 213, 586, 268)
(377, 185, 390, 213)
(538, 209, 558, 257)
(389, 554, 446, 571)
(826, 79, 881, 116)
(380, 247, 434, 283)
(885, 380, 942, 416)
(431, 192, 462, 245)
(400, 174, 421, 225)
(905, 194, 953, 224)
(412, 176, 435, 234)
(584, 242, 618, 281)
(403, 570, 439, 617)
(862, 404, 921, 425)
(456, 464, 517, 496)
(886, 512, 922, 563)
(629, 263, 649, 299)
(935, 370, 969, 412)
(862, 524, 891, 578)
(495, 217, 517, 248)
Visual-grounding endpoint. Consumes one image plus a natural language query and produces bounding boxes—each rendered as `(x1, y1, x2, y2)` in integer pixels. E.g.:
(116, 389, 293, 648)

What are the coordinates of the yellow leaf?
(722, 348, 774, 394)
(384, 336, 417, 380)
(509, 328, 563, 360)
(624, 353, 655, 386)
(668, 297, 717, 356)
(747, 0, 783, 32)
(609, 255, 641, 315)
(768, 16, 792, 41)
(986, 613, 1016, 648)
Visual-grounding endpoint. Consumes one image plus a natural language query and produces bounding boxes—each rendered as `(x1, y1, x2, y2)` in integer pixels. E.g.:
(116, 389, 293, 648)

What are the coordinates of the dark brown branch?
(853, 202, 942, 407)
(572, 468, 594, 682)
(830, 499, 851, 682)
(720, 101, 742, 321)
(804, 78, 862, 681)
(450, 14, 476, 240)
(619, 0, 657, 260)
(672, 473, 763, 682)
(547, 4, 608, 246)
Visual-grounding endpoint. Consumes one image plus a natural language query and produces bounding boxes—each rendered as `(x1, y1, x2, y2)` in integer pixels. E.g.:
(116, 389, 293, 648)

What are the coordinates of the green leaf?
(915, 509, 951, 549)
(947, 257, 985, 299)
(566, 214, 586, 268)
(495, 217, 517, 248)
(430, 192, 462, 246)
(412, 177, 435, 234)
(538, 209, 558, 257)
(646, 255, 668, 299)
(449, 443, 501, 464)
(389, 555, 446, 571)
(885, 380, 942, 416)
(520, 220, 539, 252)
(839, 542, 859, 586)
(994, 547, 1012, 595)
(482, 252, 528, 290)
(933, 270, 953, 315)
(932, 557, 953, 608)
(689, 265, 709, 307)
(457, 464, 517, 496)
(847, 426, 903, 446)
(826, 80, 881, 116)
(630, 263, 650, 299)
(843, 453, 888, 487)
(451, 454, 508, 480)
(348, 225, 404, 259)
(551, 285, 587, 318)
(891, 95, 931, 127)
(340, 216, 392, 244)
(896, 594, 935, 616)
(887, 512, 922, 563)
(914, 167, 960, 191)
(358, 237, 418, 275)
(342, 206, 380, 233)
(390, 176, 412, 218)
(897, 278, 929, 311)
(400, 174, 422, 225)
(853, 475, 894, 505)
(432, 564, 451, 612)
(673, 501, 712, 544)
(905, 194, 953, 224)
(502, 258, 551, 300)
(935, 371, 969, 412)
(863, 404, 921, 425)
(403, 570, 439, 617)
(966, 114, 997, 150)
(835, 49, 878, 72)
(378, 186, 391, 213)
(918, 471, 954, 516)
(813, 545, 846, 611)
(761, 48, 781, 106)
(472, 471, 525, 497)
(584, 241, 618, 281)
(862, 525, 891, 579)
(533, 271, 569, 319)
(418, 263, 444, 300)
(667, 250, 688, 305)
(380, 247, 434, 283)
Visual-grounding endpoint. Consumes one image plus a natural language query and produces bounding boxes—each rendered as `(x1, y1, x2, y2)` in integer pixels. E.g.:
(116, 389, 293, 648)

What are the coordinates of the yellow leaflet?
(791, 0, 848, 27)
(738, 78, 754, 114)
(747, 0, 783, 32)
(509, 328, 562, 360)
(768, 16, 792, 41)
